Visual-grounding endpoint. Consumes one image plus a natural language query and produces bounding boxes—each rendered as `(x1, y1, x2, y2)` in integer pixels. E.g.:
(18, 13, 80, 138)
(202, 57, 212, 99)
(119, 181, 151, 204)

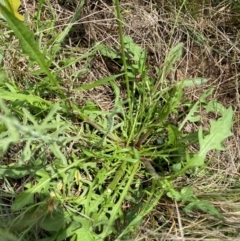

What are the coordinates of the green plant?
(0, 0, 233, 240)
(0, 0, 24, 21)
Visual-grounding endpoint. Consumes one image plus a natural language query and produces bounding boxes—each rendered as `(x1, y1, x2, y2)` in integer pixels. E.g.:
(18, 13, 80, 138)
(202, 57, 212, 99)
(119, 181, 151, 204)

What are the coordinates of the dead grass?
(10, 0, 240, 240)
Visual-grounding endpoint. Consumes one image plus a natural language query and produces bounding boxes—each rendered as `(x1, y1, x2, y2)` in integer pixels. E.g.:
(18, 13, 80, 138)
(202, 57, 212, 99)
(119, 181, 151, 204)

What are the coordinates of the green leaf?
(178, 106, 233, 174)
(50, 1, 85, 56)
(179, 88, 214, 130)
(10, 207, 45, 231)
(166, 189, 182, 201)
(123, 36, 146, 63)
(0, 228, 17, 241)
(56, 221, 83, 241)
(0, 5, 60, 90)
(98, 44, 119, 59)
(167, 125, 181, 145)
(180, 77, 208, 87)
(74, 74, 123, 91)
(40, 212, 66, 232)
(0, 165, 44, 179)
(184, 200, 224, 220)
(75, 228, 94, 241)
(171, 163, 182, 172)
(205, 100, 226, 115)
(198, 106, 233, 156)
(185, 152, 204, 169)
(116, 180, 164, 240)
(98, 162, 139, 239)
(180, 187, 198, 203)
(163, 43, 183, 75)
(0, 89, 52, 106)
(12, 191, 33, 211)
(12, 170, 51, 211)
(159, 86, 182, 120)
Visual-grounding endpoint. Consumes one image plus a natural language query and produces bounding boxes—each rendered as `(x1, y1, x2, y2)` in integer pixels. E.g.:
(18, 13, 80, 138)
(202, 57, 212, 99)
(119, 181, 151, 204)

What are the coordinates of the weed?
(0, 0, 234, 240)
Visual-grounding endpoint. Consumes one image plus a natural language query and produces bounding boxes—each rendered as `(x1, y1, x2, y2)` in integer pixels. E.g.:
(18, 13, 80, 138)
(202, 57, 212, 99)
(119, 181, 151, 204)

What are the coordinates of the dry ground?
(16, 0, 240, 240)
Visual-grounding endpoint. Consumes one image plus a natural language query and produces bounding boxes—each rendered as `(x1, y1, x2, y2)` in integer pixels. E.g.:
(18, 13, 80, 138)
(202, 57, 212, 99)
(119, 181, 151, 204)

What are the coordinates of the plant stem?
(114, 0, 133, 130)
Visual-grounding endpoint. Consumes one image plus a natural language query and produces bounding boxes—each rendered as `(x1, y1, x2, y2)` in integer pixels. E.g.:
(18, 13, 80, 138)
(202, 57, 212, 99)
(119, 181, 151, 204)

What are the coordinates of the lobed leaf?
(184, 200, 224, 220)
(198, 106, 233, 156)
(12, 170, 51, 211)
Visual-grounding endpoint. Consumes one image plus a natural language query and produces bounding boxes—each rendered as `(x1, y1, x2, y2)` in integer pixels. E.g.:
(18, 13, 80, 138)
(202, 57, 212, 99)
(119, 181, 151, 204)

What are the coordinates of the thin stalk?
(114, 0, 133, 129)
(168, 0, 187, 46)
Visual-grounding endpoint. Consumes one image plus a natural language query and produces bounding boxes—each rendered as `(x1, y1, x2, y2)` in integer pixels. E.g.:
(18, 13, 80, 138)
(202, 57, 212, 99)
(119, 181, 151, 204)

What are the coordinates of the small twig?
(175, 200, 185, 241)
(135, 130, 152, 148)
(141, 157, 160, 179)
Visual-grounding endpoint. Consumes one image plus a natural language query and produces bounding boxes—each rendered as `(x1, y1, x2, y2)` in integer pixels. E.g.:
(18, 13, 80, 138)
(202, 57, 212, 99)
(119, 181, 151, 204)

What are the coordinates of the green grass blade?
(99, 161, 140, 239)
(0, 5, 63, 94)
(0, 89, 52, 106)
(50, 0, 85, 56)
(74, 74, 123, 91)
(0, 165, 44, 179)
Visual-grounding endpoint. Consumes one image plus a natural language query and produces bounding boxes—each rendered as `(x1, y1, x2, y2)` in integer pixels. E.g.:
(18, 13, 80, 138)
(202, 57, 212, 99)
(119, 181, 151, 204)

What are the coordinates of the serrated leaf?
(0, 0, 24, 21)
(180, 187, 198, 203)
(75, 228, 94, 241)
(181, 106, 233, 172)
(166, 188, 182, 201)
(12, 171, 51, 211)
(184, 200, 224, 220)
(184, 152, 204, 169)
(181, 77, 208, 87)
(98, 44, 119, 59)
(0, 89, 52, 106)
(0, 165, 44, 179)
(179, 88, 214, 130)
(171, 105, 233, 179)
(206, 100, 226, 115)
(198, 107, 233, 156)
